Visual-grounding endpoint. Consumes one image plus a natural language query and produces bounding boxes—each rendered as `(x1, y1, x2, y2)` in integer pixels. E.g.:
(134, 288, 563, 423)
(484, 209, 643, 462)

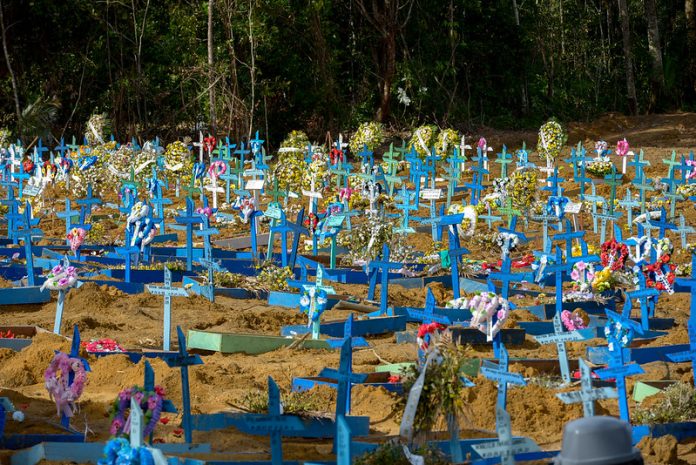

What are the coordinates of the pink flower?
(575, 261, 587, 271)
(52, 265, 63, 275)
(570, 269, 580, 281)
(616, 138, 629, 157)
(477, 138, 487, 150)
(57, 278, 69, 287)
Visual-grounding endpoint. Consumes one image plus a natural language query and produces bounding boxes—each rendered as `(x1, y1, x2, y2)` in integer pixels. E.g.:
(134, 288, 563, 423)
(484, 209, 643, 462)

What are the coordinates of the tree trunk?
(644, 0, 664, 110)
(686, 0, 696, 95)
(377, 29, 396, 123)
(0, 0, 21, 132)
(617, 0, 638, 115)
(208, 0, 216, 133)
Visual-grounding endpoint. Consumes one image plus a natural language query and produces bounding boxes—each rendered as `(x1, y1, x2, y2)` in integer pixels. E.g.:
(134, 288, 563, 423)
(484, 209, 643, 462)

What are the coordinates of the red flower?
(172, 428, 184, 437)
(388, 375, 400, 383)
(154, 385, 166, 397)
(159, 417, 170, 425)
(203, 136, 216, 154)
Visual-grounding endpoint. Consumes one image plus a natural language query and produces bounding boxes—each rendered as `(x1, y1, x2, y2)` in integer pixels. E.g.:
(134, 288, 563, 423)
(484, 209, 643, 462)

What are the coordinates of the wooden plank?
(280, 316, 407, 338)
(0, 287, 50, 305)
(187, 329, 332, 355)
(0, 325, 47, 351)
(214, 233, 270, 250)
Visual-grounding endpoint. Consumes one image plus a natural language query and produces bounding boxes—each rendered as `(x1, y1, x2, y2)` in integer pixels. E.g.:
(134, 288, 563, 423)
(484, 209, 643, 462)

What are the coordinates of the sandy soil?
(3, 113, 696, 464)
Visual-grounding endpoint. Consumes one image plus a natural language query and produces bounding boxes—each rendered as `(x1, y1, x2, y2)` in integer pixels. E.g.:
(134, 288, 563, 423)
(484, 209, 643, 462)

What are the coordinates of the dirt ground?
(3, 113, 696, 464)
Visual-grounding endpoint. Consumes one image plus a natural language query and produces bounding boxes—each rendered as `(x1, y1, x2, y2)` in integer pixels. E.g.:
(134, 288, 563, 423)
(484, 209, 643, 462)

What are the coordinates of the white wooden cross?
(193, 131, 205, 163)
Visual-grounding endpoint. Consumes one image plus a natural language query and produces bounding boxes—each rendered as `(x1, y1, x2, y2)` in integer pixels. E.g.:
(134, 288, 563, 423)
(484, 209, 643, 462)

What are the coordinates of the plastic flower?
(615, 138, 629, 157)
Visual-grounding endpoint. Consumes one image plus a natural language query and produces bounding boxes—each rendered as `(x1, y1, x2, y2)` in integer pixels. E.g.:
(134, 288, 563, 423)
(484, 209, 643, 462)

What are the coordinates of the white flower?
(396, 87, 411, 106)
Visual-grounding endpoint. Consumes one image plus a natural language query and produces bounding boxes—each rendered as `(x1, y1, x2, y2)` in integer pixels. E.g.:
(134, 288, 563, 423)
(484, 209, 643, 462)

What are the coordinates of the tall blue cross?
(270, 208, 308, 269)
(627, 149, 650, 181)
(367, 244, 403, 314)
(648, 207, 676, 239)
(447, 228, 470, 299)
(393, 185, 418, 234)
(163, 327, 204, 444)
(175, 197, 204, 271)
(480, 344, 526, 420)
(75, 183, 102, 218)
(15, 202, 42, 287)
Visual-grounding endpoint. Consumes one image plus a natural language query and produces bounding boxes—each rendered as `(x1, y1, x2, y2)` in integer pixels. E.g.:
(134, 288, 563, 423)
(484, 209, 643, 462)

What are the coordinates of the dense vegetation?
(0, 0, 694, 144)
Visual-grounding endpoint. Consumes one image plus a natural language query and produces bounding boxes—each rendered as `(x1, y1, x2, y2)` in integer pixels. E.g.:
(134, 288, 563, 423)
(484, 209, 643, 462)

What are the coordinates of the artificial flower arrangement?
(273, 130, 311, 194)
(84, 113, 111, 146)
(44, 351, 88, 418)
(40, 264, 78, 291)
(435, 128, 460, 157)
(67, 227, 87, 253)
(447, 292, 510, 341)
(447, 204, 478, 238)
(572, 242, 599, 258)
(408, 124, 437, 158)
(254, 262, 294, 292)
(537, 119, 567, 165)
(600, 238, 629, 271)
(677, 183, 696, 198)
(108, 385, 166, 439)
(585, 140, 616, 177)
(563, 261, 596, 302)
(163, 140, 194, 187)
(560, 308, 590, 331)
(82, 338, 125, 353)
(509, 168, 538, 211)
(337, 216, 394, 266)
(349, 121, 384, 155)
(643, 238, 676, 294)
(591, 267, 615, 293)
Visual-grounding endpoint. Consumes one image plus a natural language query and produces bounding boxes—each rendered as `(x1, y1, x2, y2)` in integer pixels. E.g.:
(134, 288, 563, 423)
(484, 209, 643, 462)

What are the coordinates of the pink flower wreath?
(44, 352, 88, 418)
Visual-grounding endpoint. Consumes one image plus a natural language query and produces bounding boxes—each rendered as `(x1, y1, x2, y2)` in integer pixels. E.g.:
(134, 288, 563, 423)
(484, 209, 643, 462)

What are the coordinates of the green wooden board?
(633, 380, 677, 403)
(187, 329, 332, 355)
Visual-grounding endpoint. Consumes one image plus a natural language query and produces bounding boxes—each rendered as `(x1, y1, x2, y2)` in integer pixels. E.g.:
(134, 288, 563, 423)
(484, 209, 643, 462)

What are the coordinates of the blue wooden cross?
(674, 153, 694, 185)
(322, 338, 366, 417)
(357, 144, 374, 171)
(479, 203, 503, 230)
(464, 151, 489, 205)
(270, 208, 308, 269)
(15, 202, 42, 286)
(595, 310, 644, 422)
(584, 183, 605, 234)
(495, 145, 513, 178)
(662, 150, 680, 179)
(447, 227, 470, 299)
(75, 183, 102, 218)
(175, 197, 204, 271)
(244, 377, 305, 465)
(541, 166, 565, 195)
(393, 185, 418, 234)
(622, 270, 659, 331)
(11, 160, 31, 199)
(480, 344, 526, 418)
(471, 406, 540, 465)
(551, 220, 600, 266)
(648, 207, 676, 239)
(633, 173, 655, 214)
(146, 267, 190, 351)
(163, 327, 204, 444)
(666, 319, 696, 388)
(533, 309, 584, 383)
(556, 358, 617, 417)
(619, 188, 640, 235)
(59, 325, 91, 429)
(197, 255, 223, 302)
(148, 169, 172, 233)
(56, 199, 80, 246)
(114, 244, 139, 283)
(675, 214, 695, 249)
(34, 138, 48, 163)
(54, 137, 69, 159)
(627, 149, 650, 181)
(195, 216, 219, 261)
(367, 244, 403, 314)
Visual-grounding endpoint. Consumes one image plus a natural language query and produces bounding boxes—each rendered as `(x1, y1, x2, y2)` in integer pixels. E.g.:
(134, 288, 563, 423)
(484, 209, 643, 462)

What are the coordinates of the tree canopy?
(0, 0, 694, 144)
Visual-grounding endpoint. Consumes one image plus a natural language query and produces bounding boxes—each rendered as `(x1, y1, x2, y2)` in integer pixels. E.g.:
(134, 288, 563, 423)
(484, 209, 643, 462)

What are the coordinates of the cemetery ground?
(3, 112, 696, 464)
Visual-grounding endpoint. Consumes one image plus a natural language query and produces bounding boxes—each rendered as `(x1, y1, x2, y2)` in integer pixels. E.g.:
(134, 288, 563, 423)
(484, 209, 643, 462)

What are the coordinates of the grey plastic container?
(554, 416, 643, 465)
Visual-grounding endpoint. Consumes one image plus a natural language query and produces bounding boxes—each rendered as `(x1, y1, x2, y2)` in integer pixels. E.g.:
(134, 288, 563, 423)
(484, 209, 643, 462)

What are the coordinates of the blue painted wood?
(588, 344, 690, 365)
(280, 315, 406, 338)
(0, 286, 50, 305)
(189, 411, 370, 439)
(632, 421, 696, 445)
(8, 441, 211, 465)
